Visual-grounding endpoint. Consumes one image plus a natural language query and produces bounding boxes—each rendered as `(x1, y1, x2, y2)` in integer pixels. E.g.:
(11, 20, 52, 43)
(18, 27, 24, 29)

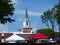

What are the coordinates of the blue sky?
(0, 0, 59, 32)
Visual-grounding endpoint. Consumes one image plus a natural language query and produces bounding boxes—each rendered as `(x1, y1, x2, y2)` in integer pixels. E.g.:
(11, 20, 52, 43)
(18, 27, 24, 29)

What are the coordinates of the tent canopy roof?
(6, 34, 25, 41)
(29, 32, 50, 40)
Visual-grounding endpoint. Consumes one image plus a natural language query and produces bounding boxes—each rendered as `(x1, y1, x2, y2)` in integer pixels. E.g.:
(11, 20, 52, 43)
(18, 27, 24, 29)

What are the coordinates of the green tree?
(41, 11, 50, 28)
(41, 9, 55, 31)
(36, 28, 58, 38)
(0, 0, 15, 24)
(54, 0, 60, 36)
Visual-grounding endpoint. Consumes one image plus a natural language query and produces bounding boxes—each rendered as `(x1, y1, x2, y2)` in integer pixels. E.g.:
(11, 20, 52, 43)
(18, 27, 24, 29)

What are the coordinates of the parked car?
(36, 39, 54, 43)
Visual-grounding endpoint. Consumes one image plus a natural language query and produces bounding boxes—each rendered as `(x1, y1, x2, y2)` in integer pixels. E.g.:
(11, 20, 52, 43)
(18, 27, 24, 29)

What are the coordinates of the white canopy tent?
(6, 34, 25, 43)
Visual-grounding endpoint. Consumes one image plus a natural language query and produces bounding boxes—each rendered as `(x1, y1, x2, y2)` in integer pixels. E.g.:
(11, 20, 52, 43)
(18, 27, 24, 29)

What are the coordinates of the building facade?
(0, 8, 35, 43)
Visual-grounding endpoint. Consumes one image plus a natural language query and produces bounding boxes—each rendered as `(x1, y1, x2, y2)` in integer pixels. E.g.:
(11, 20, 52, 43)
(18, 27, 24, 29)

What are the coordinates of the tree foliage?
(54, 4, 60, 25)
(41, 9, 55, 31)
(41, 0, 60, 37)
(0, 0, 15, 24)
(36, 28, 58, 38)
(54, 0, 60, 36)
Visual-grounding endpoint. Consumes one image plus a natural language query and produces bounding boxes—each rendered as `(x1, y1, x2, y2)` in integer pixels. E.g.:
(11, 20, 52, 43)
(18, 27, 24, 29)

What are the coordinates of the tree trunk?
(46, 22, 50, 28)
(51, 21, 55, 38)
(59, 0, 60, 4)
(52, 24, 54, 31)
(52, 24, 55, 38)
(59, 24, 60, 37)
(50, 20, 55, 31)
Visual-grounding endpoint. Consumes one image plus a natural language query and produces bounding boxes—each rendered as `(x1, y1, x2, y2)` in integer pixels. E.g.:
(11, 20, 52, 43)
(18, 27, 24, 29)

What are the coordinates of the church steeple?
(25, 8, 28, 18)
(22, 8, 32, 33)
(23, 8, 30, 28)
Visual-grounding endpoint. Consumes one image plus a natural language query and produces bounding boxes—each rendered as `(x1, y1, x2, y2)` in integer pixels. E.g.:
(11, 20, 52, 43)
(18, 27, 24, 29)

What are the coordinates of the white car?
(36, 39, 55, 43)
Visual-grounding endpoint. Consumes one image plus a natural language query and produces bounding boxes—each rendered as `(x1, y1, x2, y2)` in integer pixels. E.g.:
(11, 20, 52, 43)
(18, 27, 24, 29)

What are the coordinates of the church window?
(2, 36, 4, 39)
(26, 22, 28, 25)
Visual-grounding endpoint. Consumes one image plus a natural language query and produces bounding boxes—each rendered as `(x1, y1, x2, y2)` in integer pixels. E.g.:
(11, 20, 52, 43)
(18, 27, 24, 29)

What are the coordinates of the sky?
(0, 0, 59, 32)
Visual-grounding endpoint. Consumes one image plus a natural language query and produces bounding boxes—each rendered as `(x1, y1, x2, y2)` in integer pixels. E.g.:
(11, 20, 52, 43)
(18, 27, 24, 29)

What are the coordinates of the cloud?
(12, 0, 22, 7)
(15, 10, 43, 16)
(0, 24, 10, 33)
(31, 22, 39, 28)
(17, 18, 23, 22)
(30, 21, 40, 33)
(32, 28, 38, 33)
(28, 11, 43, 16)
(12, 0, 17, 3)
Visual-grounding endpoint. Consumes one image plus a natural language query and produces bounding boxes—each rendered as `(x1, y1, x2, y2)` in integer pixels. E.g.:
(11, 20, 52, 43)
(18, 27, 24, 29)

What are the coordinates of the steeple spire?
(25, 7, 28, 18)
(22, 8, 32, 33)
(23, 8, 30, 28)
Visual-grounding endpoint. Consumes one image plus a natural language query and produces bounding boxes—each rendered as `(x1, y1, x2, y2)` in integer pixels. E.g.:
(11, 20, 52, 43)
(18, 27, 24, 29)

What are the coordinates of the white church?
(0, 8, 36, 43)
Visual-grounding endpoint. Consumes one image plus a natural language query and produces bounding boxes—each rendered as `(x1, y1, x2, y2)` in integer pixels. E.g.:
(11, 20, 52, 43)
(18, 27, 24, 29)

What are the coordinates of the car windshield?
(41, 40, 49, 43)
(16, 40, 27, 43)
